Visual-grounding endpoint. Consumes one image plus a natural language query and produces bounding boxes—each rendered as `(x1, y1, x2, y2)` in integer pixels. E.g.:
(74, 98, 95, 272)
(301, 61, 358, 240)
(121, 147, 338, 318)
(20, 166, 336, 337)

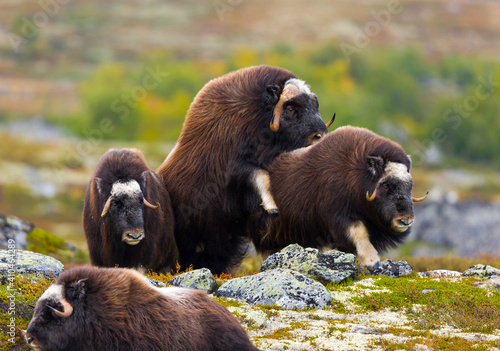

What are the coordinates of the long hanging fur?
(157, 65, 327, 273)
(83, 148, 179, 272)
(27, 266, 258, 351)
(249, 126, 414, 256)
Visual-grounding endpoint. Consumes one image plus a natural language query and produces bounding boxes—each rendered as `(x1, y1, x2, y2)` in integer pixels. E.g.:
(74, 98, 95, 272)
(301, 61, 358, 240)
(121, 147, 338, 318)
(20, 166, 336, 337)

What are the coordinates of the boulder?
(261, 244, 356, 284)
(0, 214, 34, 249)
(463, 264, 500, 278)
(0, 249, 64, 278)
(168, 268, 217, 293)
(216, 268, 332, 310)
(369, 259, 413, 278)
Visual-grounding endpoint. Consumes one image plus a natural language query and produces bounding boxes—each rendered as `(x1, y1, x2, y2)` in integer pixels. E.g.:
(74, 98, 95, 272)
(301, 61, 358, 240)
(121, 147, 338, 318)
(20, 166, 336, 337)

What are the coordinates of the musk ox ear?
(407, 155, 412, 171)
(66, 278, 88, 300)
(94, 177, 103, 194)
(367, 156, 384, 177)
(265, 85, 282, 105)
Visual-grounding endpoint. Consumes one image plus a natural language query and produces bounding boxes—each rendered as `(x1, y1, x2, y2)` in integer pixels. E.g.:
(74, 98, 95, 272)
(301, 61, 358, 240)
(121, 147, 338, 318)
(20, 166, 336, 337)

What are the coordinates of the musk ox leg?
(347, 221, 380, 269)
(251, 169, 278, 214)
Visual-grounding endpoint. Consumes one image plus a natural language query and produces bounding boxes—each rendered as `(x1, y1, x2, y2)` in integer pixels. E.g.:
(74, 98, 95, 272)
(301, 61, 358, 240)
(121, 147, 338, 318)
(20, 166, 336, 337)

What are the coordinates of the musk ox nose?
(26, 333, 36, 345)
(122, 229, 144, 245)
(392, 216, 415, 232)
(399, 218, 414, 226)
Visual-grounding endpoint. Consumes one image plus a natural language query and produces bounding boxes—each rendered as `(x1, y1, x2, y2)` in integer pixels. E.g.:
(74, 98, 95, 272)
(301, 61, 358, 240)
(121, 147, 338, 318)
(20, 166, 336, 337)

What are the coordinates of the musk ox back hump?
(26, 266, 258, 351)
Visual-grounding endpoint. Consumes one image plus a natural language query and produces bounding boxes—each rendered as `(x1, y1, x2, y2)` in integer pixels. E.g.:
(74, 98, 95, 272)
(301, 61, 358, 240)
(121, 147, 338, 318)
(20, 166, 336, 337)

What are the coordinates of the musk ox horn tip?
(412, 191, 429, 202)
(144, 198, 160, 210)
(326, 113, 336, 129)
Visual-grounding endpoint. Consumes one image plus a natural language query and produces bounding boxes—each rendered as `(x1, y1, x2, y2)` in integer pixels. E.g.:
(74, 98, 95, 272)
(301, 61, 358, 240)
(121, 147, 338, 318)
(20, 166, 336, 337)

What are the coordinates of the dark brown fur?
(26, 266, 258, 351)
(83, 148, 179, 272)
(157, 65, 327, 273)
(249, 126, 413, 256)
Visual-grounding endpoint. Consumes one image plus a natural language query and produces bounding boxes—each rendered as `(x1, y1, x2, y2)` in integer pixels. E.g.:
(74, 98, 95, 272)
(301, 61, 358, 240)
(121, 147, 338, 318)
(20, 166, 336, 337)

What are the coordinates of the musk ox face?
(99, 179, 159, 245)
(26, 282, 84, 351)
(269, 79, 328, 148)
(366, 158, 416, 233)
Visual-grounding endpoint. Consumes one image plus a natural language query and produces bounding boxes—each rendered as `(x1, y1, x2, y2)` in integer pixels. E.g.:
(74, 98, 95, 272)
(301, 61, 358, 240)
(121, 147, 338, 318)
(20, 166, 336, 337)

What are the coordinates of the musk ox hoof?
(267, 208, 279, 215)
(368, 261, 381, 271)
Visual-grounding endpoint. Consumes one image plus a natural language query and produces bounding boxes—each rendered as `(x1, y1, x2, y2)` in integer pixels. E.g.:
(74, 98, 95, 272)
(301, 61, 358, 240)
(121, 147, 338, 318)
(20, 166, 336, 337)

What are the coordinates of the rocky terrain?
(1, 242, 500, 350)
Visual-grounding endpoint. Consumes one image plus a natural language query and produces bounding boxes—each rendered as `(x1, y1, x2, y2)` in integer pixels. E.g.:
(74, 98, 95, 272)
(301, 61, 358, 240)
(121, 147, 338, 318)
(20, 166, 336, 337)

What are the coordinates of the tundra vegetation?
(2, 267, 500, 350)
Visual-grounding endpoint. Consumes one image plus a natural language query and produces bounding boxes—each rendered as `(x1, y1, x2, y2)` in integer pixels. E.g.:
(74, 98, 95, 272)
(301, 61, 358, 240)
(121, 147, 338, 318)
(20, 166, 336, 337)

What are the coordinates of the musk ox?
(157, 65, 332, 273)
(83, 148, 179, 272)
(248, 126, 428, 269)
(26, 266, 258, 351)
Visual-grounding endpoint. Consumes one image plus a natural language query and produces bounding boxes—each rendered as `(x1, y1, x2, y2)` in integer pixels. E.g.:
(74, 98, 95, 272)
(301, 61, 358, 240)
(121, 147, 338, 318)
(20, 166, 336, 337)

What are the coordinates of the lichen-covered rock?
(418, 270, 462, 278)
(261, 244, 356, 284)
(472, 278, 500, 291)
(168, 268, 217, 293)
(216, 268, 332, 310)
(0, 249, 64, 278)
(463, 264, 500, 278)
(0, 214, 34, 249)
(369, 259, 413, 278)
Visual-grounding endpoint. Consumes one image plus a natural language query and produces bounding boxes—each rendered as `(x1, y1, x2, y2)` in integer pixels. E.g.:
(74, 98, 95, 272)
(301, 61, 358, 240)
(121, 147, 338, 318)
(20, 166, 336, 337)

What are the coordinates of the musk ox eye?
(286, 106, 294, 112)
(313, 134, 322, 140)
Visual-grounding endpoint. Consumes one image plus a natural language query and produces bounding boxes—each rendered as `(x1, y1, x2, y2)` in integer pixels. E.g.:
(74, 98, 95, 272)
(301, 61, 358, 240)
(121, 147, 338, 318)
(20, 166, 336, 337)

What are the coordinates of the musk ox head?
(26, 280, 85, 351)
(365, 157, 428, 233)
(267, 78, 328, 147)
(98, 175, 160, 245)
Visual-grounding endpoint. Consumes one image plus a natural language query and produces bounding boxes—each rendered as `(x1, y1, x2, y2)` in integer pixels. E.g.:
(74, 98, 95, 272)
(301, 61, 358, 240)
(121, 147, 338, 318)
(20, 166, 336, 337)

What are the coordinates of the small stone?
(261, 244, 356, 284)
(352, 326, 383, 335)
(368, 259, 413, 278)
(463, 264, 500, 278)
(418, 270, 462, 278)
(422, 288, 436, 294)
(148, 278, 167, 288)
(168, 268, 217, 294)
(0, 249, 64, 278)
(216, 268, 332, 310)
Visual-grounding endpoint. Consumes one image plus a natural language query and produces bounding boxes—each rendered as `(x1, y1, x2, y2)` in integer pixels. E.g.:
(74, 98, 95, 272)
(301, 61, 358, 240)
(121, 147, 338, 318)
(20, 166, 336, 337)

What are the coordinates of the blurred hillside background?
(1, 0, 500, 267)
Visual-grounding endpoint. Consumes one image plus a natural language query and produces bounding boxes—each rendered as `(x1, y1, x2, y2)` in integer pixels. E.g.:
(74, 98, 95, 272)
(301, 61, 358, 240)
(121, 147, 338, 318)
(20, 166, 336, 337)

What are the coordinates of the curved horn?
(101, 197, 112, 218)
(412, 191, 429, 202)
(326, 113, 336, 129)
(144, 198, 160, 210)
(366, 181, 380, 202)
(49, 298, 73, 318)
(271, 84, 300, 132)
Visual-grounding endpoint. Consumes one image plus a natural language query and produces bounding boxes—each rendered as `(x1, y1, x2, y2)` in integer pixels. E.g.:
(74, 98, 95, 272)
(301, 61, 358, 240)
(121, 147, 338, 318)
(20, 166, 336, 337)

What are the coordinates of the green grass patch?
(352, 275, 500, 333)
(371, 334, 500, 351)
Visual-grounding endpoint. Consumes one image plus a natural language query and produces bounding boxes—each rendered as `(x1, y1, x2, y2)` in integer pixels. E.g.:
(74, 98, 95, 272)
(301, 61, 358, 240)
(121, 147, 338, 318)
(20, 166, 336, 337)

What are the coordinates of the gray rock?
(148, 278, 167, 288)
(261, 244, 356, 284)
(369, 259, 413, 278)
(216, 268, 332, 310)
(168, 268, 217, 293)
(473, 279, 500, 290)
(0, 214, 34, 249)
(409, 201, 500, 257)
(463, 264, 500, 278)
(0, 249, 64, 278)
(422, 289, 436, 294)
(418, 270, 462, 278)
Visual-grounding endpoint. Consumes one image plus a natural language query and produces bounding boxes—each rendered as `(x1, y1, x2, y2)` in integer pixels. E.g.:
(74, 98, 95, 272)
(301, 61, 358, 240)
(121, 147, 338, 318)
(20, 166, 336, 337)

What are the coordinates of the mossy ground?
(1, 265, 500, 350)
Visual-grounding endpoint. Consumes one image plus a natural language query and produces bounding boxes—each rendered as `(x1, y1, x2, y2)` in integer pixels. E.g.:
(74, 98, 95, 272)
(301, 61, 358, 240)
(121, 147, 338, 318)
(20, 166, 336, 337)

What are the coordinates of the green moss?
(0, 274, 55, 350)
(371, 334, 500, 351)
(351, 275, 500, 333)
(26, 228, 89, 264)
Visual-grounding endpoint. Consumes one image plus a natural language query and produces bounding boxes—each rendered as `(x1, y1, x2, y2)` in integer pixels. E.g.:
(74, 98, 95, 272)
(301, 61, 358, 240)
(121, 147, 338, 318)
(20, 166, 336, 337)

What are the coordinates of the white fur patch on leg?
(251, 169, 278, 213)
(347, 221, 380, 267)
